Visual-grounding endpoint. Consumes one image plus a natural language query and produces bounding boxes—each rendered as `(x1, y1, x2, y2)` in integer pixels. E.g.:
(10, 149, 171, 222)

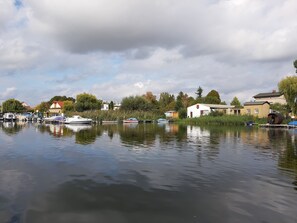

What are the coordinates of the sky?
(0, 0, 296, 106)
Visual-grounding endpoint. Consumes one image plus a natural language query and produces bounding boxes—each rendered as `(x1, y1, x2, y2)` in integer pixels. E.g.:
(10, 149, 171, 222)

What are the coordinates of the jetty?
(259, 124, 297, 129)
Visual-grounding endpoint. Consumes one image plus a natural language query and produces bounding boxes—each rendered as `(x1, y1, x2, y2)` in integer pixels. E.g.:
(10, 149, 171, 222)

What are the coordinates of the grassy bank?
(179, 115, 267, 126)
(65, 110, 164, 122)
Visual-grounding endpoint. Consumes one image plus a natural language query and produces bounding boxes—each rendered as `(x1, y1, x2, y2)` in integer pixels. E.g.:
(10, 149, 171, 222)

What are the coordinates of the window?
(247, 109, 251, 114)
(254, 108, 259, 114)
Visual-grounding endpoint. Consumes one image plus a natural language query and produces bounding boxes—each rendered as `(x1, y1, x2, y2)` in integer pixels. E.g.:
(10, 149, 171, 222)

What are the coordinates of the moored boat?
(157, 118, 169, 124)
(123, 118, 139, 123)
(3, 113, 16, 122)
(64, 115, 92, 124)
(44, 115, 65, 123)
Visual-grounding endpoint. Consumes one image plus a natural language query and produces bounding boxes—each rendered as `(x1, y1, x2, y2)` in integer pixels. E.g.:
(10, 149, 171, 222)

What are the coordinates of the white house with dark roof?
(253, 91, 286, 105)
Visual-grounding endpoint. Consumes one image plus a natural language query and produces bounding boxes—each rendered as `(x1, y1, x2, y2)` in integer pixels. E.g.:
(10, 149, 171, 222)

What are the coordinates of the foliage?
(35, 101, 50, 113)
(121, 96, 154, 111)
(63, 100, 75, 112)
(195, 86, 203, 98)
(2, 99, 25, 113)
(230, 97, 242, 107)
(178, 108, 187, 119)
(270, 103, 290, 117)
(278, 76, 297, 114)
(49, 96, 75, 104)
(205, 90, 221, 104)
(181, 115, 266, 126)
(109, 101, 114, 110)
(143, 91, 158, 108)
(159, 92, 175, 112)
(75, 93, 102, 112)
(294, 59, 297, 73)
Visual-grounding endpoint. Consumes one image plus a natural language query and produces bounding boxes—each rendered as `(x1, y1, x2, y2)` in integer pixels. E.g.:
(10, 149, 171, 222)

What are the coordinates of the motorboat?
(123, 118, 139, 123)
(64, 115, 93, 124)
(3, 113, 16, 121)
(44, 115, 65, 123)
(157, 118, 169, 124)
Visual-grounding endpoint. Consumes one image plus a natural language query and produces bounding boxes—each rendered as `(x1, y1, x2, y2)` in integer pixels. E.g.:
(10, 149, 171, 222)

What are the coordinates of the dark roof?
(253, 92, 283, 98)
(244, 101, 270, 106)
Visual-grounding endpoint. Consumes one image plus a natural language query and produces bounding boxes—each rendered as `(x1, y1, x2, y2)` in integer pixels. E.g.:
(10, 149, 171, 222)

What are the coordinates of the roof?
(253, 92, 283, 98)
(244, 101, 270, 106)
(189, 103, 234, 109)
(51, 101, 64, 108)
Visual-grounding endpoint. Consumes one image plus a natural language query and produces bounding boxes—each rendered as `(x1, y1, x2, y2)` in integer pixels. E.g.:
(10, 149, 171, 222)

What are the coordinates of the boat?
(288, 120, 297, 126)
(64, 115, 93, 124)
(44, 115, 65, 123)
(123, 118, 139, 123)
(3, 113, 16, 121)
(157, 118, 169, 124)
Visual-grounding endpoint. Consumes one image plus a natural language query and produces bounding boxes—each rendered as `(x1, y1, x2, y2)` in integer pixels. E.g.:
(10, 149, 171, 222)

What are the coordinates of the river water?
(0, 122, 296, 223)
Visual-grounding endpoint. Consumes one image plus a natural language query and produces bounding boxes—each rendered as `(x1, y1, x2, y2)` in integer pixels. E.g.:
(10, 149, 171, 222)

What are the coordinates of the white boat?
(157, 118, 169, 123)
(44, 115, 65, 123)
(123, 118, 139, 123)
(64, 115, 93, 124)
(3, 113, 16, 121)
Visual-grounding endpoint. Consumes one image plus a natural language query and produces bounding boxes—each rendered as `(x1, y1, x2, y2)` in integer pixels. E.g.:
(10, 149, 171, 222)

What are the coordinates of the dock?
(259, 124, 297, 129)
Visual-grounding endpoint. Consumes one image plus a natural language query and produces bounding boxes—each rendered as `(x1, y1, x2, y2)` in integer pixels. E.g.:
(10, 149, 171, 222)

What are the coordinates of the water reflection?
(0, 122, 25, 136)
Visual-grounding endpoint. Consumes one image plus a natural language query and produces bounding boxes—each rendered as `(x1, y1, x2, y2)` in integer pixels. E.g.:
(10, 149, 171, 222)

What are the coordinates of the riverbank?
(65, 110, 164, 122)
(179, 115, 267, 126)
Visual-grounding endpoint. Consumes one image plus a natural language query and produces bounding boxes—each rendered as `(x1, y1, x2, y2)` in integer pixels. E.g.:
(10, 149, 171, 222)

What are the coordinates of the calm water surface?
(0, 122, 296, 223)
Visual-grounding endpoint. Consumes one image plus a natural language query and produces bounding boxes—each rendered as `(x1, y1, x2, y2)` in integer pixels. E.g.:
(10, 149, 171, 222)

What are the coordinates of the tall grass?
(180, 115, 267, 126)
(65, 110, 164, 122)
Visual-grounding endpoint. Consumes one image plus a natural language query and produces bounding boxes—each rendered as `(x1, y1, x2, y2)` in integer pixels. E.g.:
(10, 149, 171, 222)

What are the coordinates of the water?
(0, 122, 296, 223)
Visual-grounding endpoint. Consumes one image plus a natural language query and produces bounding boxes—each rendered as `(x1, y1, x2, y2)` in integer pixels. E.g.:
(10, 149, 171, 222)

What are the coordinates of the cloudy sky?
(0, 0, 296, 106)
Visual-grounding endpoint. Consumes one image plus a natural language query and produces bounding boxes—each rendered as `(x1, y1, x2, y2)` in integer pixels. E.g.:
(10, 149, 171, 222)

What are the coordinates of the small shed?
(165, 111, 179, 119)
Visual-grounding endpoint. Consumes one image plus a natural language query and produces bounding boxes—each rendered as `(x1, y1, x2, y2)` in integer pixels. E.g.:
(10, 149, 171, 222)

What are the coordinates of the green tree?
(143, 91, 158, 109)
(230, 97, 241, 107)
(109, 101, 114, 110)
(270, 103, 290, 117)
(195, 86, 203, 98)
(35, 101, 50, 113)
(294, 60, 297, 73)
(49, 96, 75, 104)
(2, 99, 25, 113)
(121, 96, 153, 111)
(159, 92, 175, 112)
(205, 90, 221, 104)
(278, 76, 297, 114)
(75, 93, 102, 112)
(63, 100, 75, 112)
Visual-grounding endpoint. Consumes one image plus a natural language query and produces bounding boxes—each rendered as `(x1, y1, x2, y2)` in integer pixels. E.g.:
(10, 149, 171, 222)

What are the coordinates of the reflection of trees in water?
(0, 122, 24, 136)
(118, 124, 157, 147)
(75, 129, 97, 145)
(277, 131, 297, 174)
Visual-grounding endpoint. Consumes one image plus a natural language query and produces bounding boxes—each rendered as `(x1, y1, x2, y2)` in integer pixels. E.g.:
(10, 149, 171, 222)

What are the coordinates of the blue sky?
(0, 0, 296, 106)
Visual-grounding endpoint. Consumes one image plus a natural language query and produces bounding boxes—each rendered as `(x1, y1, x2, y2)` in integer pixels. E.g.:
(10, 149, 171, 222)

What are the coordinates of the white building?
(187, 103, 235, 118)
(101, 103, 109, 111)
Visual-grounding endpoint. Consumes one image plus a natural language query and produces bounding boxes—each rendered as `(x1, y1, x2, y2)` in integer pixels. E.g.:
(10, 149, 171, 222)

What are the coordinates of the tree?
(75, 93, 102, 112)
(35, 102, 50, 113)
(63, 100, 75, 112)
(278, 76, 297, 114)
(143, 91, 158, 109)
(159, 92, 175, 112)
(109, 101, 114, 110)
(205, 90, 221, 104)
(294, 60, 297, 73)
(195, 86, 203, 98)
(49, 96, 75, 104)
(2, 99, 25, 113)
(120, 96, 153, 111)
(230, 97, 241, 107)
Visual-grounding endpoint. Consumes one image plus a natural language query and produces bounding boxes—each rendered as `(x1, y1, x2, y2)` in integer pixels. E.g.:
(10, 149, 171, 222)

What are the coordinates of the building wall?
(187, 104, 211, 118)
(241, 103, 270, 118)
(254, 95, 286, 105)
(165, 111, 179, 118)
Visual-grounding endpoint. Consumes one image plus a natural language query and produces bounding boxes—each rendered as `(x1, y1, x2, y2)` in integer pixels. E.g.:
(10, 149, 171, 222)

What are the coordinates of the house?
(101, 103, 109, 111)
(187, 104, 235, 118)
(165, 111, 179, 119)
(21, 102, 32, 111)
(253, 91, 286, 105)
(241, 101, 270, 118)
(49, 101, 64, 114)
